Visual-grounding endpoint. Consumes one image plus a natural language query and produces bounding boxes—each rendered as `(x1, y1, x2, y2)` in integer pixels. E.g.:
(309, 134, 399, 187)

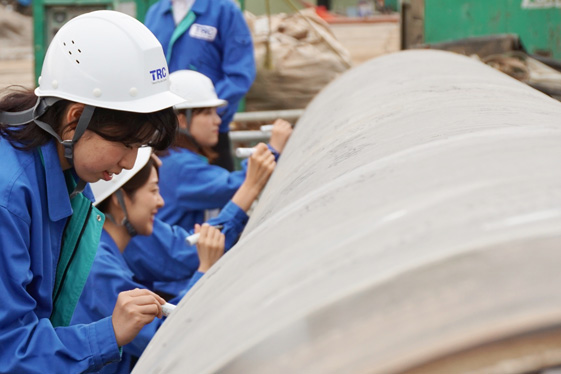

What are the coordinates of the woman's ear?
(61, 103, 86, 140)
(176, 112, 188, 129)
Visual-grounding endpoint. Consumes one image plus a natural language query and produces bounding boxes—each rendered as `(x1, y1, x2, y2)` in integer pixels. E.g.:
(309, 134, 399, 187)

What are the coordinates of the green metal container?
(402, 0, 561, 59)
(385, 0, 398, 11)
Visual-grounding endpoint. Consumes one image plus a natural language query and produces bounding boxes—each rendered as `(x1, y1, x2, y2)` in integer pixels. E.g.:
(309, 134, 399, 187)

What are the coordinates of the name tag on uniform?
(189, 24, 217, 42)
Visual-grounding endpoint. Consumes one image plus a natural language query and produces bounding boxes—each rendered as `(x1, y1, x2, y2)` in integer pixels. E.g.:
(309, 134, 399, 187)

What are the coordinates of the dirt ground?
(0, 6, 400, 91)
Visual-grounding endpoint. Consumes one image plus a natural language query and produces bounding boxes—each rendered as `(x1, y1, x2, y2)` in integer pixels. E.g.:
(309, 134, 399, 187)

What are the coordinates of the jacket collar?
(40, 140, 73, 222)
(191, 0, 209, 15)
(160, 0, 209, 16)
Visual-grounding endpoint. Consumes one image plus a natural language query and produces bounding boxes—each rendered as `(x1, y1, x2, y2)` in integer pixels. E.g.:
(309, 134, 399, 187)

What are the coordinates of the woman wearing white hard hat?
(71, 148, 225, 374)
(0, 10, 184, 373)
(123, 70, 290, 297)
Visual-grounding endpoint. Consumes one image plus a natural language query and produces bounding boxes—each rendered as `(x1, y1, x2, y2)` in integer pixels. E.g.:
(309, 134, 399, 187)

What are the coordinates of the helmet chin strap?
(0, 96, 56, 125)
(114, 189, 138, 237)
(0, 97, 95, 198)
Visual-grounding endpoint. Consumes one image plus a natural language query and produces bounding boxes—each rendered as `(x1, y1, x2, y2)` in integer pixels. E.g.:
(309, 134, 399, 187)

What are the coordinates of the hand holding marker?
(185, 225, 224, 246)
(236, 121, 293, 158)
(235, 147, 256, 158)
(235, 125, 273, 158)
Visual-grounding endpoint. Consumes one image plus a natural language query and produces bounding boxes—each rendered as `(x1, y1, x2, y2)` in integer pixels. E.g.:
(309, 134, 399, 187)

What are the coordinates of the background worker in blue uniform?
(72, 148, 226, 374)
(0, 11, 183, 373)
(124, 73, 281, 297)
(145, 0, 256, 171)
(155, 70, 292, 233)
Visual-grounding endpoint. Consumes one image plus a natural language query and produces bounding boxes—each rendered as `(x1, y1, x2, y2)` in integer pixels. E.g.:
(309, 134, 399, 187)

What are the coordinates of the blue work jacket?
(157, 147, 249, 231)
(145, 0, 256, 132)
(125, 200, 249, 296)
(72, 230, 202, 374)
(0, 138, 120, 373)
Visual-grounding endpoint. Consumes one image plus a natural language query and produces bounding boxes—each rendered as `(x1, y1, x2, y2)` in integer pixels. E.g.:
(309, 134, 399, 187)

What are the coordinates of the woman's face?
(189, 107, 221, 147)
(125, 166, 164, 236)
(72, 130, 140, 183)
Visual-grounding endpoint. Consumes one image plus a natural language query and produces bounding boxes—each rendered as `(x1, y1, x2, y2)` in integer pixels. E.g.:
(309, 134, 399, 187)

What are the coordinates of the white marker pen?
(185, 225, 224, 246)
(260, 124, 274, 132)
(162, 302, 176, 317)
(235, 147, 255, 158)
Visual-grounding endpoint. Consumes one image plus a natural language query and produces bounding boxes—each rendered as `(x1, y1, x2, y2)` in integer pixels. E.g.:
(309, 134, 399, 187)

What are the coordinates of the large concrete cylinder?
(134, 50, 561, 374)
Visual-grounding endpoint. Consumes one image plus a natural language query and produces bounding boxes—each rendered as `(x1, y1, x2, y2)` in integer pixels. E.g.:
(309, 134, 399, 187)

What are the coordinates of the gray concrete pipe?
(134, 50, 561, 374)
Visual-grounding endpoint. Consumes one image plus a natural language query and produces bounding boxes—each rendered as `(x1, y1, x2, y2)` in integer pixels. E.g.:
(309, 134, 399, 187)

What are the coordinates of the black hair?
(0, 86, 177, 151)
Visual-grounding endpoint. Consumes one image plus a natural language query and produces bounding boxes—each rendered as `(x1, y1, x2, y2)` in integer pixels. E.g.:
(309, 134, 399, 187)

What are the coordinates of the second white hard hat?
(35, 10, 184, 113)
(170, 70, 228, 110)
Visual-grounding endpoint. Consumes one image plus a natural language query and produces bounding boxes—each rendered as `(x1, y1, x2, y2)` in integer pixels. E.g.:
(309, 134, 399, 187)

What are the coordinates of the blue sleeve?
(0, 206, 120, 373)
(124, 201, 247, 289)
(266, 144, 281, 161)
(215, 5, 256, 132)
(123, 218, 199, 282)
(169, 156, 248, 212)
(74, 242, 164, 360)
(206, 200, 249, 251)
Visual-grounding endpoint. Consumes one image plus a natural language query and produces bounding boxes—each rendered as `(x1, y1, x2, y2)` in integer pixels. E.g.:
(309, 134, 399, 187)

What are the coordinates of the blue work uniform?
(71, 230, 201, 374)
(145, 0, 256, 133)
(156, 147, 248, 231)
(125, 200, 249, 296)
(0, 138, 120, 373)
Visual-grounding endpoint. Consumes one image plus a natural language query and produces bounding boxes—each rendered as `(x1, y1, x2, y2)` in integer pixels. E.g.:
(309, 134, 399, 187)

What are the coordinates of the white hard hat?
(170, 70, 227, 110)
(90, 147, 153, 206)
(35, 10, 184, 113)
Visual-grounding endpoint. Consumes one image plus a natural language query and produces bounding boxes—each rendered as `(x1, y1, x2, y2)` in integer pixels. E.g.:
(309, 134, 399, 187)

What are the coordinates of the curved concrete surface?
(133, 50, 561, 374)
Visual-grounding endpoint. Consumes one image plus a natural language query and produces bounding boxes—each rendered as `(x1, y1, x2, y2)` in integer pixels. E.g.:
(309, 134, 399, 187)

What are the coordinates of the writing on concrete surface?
(521, 0, 561, 8)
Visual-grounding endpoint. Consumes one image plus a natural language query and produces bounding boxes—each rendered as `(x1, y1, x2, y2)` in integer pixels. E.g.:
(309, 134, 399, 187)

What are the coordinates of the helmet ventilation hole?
(63, 40, 82, 63)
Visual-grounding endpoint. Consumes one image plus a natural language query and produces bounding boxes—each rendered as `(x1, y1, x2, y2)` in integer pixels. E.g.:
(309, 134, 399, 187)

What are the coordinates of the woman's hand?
(268, 119, 293, 154)
(232, 143, 275, 211)
(245, 143, 276, 192)
(111, 288, 166, 347)
(194, 223, 225, 272)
